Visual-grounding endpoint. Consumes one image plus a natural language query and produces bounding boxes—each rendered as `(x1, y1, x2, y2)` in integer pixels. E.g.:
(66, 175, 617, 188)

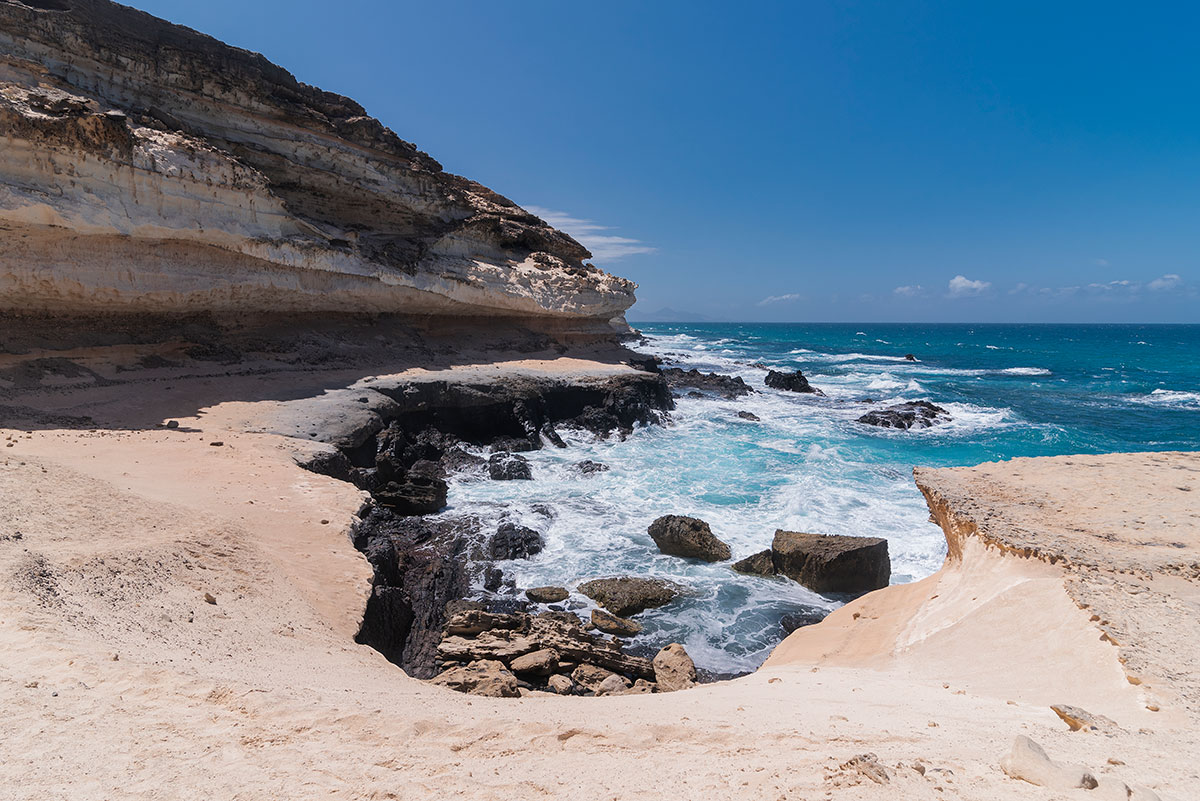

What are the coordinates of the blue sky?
(131, 1, 1199, 322)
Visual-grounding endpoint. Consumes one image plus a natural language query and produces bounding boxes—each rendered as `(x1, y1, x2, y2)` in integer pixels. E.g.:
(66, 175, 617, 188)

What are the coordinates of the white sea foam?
(1000, 367, 1052, 376)
(1130, 389, 1200, 408)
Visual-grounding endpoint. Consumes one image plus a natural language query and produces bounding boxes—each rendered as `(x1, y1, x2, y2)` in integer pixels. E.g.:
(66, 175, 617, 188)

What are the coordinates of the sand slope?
(1, 376, 1196, 799)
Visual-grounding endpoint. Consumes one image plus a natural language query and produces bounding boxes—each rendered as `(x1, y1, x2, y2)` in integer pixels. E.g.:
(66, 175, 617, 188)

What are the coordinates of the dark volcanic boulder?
(660, 367, 754, 399)
(856, 400, 949, 430)
(573, 459, 610, 475)
(488, 452, 532, 480)
(372, 472, 448, 515)
(578, 577, 681, 617)
(736, 410, 760, 422)
(780, 610, 827, 634)
(489, 522, 544, 560)
(647, 515, 731, 562)
(731, 549, 775, 577)
(771, 530, 890, 594)
(764, 369, 824, 395)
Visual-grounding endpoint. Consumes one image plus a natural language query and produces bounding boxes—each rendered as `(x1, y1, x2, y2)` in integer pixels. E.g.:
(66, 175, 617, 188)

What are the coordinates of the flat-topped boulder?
(578, 577, 681, 617)
(771, 530, 890, 594)
(648, 515, 731, 562)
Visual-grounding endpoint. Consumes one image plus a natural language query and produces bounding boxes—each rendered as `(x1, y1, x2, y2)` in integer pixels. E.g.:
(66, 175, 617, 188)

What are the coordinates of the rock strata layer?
(0, 0, 634, 324)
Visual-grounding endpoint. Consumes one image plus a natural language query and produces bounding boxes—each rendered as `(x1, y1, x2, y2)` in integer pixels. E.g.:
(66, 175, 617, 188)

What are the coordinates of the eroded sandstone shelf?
(0, 0, 634, 322)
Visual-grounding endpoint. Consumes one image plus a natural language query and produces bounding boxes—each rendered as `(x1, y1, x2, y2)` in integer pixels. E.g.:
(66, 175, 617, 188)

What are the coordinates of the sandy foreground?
(1, 359, 1197, 800)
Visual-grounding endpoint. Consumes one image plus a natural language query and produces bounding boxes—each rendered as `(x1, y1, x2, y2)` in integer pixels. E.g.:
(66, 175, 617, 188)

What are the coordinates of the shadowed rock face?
(770, 531, 890, 594)
(0, 0, 634, 321)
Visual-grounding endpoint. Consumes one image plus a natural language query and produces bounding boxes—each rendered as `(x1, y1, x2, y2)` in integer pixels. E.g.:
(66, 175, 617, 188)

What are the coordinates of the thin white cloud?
(1094, 258, 1110, 267)
(1086, 280, 1133, 291)
(757, 293, 803, 306)
(1148, 273, 1182, 291)
(947, 275, 991, 297)
(892, 285, 923, 297)
(523, 205, 656, 262)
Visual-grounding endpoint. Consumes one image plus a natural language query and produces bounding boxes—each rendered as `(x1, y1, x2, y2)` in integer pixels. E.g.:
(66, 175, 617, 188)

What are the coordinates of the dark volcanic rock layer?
(303, 372, 674, 679)
(0, 0, 633, 324)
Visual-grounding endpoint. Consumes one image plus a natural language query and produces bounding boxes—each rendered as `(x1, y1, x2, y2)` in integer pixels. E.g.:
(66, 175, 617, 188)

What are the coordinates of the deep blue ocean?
(446, 323, 1200, 674)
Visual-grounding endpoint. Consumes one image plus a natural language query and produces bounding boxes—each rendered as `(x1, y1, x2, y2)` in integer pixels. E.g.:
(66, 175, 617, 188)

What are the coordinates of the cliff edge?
(0, 0, 634, 321)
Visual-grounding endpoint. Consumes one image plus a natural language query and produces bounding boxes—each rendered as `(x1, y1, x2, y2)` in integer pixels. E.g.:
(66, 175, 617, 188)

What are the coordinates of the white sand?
(1, 371, 1195, 799)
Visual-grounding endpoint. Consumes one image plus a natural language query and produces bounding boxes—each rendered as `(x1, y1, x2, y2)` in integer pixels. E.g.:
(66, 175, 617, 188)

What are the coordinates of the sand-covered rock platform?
(1, 355, 1195, 799)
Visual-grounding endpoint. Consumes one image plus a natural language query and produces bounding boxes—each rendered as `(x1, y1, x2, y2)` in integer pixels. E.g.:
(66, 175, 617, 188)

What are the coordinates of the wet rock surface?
(857, 400, 950, 430)
(578, 577, 682, 617)
(488, 452, 532, 480)
(301, 372, 675, 680)
(764, 369, 824, 395)
(647, 515, 732, 562)
(488, 522, 543, 560)
(771, 530, 890, 594)
(660, 367, 754, 399)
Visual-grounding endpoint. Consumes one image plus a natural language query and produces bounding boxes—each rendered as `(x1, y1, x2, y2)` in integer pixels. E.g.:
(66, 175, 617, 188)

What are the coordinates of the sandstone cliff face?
(0, 0, 635, 320)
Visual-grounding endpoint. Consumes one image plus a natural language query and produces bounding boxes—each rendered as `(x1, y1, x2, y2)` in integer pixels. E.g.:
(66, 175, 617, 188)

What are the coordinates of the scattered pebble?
(203, 592, 217, 605)
(209, 441, 224, 447)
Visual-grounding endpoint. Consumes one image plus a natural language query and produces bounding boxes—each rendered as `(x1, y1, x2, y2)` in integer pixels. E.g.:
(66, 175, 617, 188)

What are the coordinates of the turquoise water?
(444, 323, 1200, 674)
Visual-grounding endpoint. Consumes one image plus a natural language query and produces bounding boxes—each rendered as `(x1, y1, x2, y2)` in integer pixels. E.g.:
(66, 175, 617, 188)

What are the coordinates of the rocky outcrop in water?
(578, 577, 681, 617)
(771, 531, 890, 594)
(315, 372, 673, 679)
(647, 515, 732, 562)
(731, 531, 890, 595)
(0, 0, 633, 325)
(765, 369, 824, 395)
(857, 401, 950, 430)
(660, 368, 754, 399)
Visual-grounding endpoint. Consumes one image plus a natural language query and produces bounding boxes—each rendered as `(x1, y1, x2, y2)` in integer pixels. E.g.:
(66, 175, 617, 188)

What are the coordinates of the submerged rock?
(578, 577, 681, 617)
(489, 522, 543, 560)
(771, 530, 890, 594)
(488, 452, 533, 480)
(856, 400, 950, 430)
(780, 610, 827, 634)
(736, 410, 760, 421)
(648, 515, 731, 562)
(764, 369, 824, 395)
(573, 459, 610, 475)
(652, 643, 697, 692)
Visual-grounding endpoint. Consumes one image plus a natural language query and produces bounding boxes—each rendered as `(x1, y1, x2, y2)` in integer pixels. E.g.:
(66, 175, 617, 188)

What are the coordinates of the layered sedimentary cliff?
(0, 0, 634, 321)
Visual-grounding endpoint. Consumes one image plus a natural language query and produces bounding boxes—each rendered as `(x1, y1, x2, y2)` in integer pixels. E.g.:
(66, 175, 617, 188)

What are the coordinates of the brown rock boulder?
(571, 663, 618, 693)
(771, 530, 890, 594)
(647, 515, 731, 562)
(652, 643, 697, 692)
(525, 586, 569, 604)
(594, 674, 633, 696)
(731, 549, 775, 577)
(509, 648, 559, 676)
(591, 609, 643, 637)
(578, 577, 681, 617)
(430, 660, 520, 698)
